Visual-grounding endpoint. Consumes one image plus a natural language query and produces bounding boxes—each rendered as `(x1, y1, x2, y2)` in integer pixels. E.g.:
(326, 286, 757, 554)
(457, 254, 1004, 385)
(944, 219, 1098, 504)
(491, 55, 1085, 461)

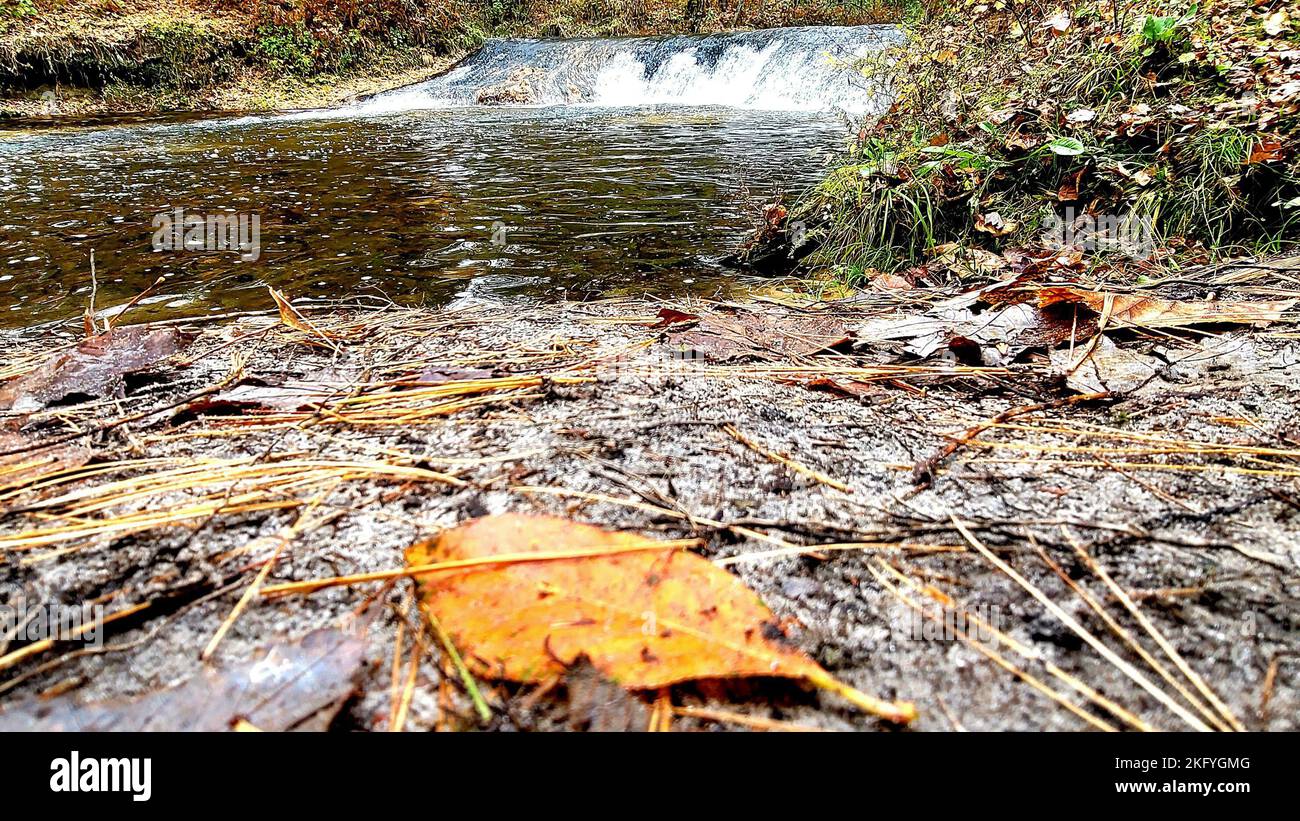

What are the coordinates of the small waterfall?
(361, 25, 898, 115)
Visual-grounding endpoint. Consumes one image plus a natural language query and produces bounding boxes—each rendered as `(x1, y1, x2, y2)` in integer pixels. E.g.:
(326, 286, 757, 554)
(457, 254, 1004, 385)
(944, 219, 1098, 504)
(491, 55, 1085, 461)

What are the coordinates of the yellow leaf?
(408, 514, 916, 723)
(267, 286, 342, 351)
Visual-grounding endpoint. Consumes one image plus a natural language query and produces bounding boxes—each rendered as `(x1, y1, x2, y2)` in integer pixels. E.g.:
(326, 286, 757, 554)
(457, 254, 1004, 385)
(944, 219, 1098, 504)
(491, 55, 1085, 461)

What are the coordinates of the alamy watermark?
(50, 751, 151, 802)
(1043, 207, 1155, 260)
(151, 207, 261, 262)
(900, 604, 1004, 643)
(1, 583, 105, 650)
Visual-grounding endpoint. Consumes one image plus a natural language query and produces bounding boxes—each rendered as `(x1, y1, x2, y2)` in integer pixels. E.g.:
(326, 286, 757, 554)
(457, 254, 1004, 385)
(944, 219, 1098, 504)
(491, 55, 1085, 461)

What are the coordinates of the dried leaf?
(1248, 136, 1284, 164)
(268, 286, 342, 350)
(933, 244, 1009, 277)
(666, 309, 850, 362)
(0, 326, 189, 413)
(870, 272, 913, 291)
(407, 514, 914, 723)
(791, 376, 884, 400)
(1036, 287, 1297, 328)
(857, 299, 1077, 364)
(0, 629, 364, 731)
(1057, 169, 1084, 201)
(650, 307, 701, 329)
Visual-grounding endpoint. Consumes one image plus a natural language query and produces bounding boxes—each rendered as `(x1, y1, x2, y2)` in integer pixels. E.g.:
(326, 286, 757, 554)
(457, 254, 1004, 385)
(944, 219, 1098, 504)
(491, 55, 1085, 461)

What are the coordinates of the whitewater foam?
(347, 25, 897, 117)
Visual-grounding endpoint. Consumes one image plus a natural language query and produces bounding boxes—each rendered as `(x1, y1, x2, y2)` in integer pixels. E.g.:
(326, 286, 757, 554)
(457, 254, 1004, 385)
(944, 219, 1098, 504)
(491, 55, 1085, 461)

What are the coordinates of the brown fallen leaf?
(1051, 336, 1164, 395)
(407, 514, 915, 723)
(1037, 287, 1296, 329)
(1057, 169, 1084, 201)
(268, 286, 343, 351)
(650, 307, 701, 329)
(0, 628, 364, 732)
(794, 376, 884, 400)
(870, 272, 914, 291)
(0, 326, 189, 413)
(1247, 136, 1284, 164)
(666, 308, 850, 362)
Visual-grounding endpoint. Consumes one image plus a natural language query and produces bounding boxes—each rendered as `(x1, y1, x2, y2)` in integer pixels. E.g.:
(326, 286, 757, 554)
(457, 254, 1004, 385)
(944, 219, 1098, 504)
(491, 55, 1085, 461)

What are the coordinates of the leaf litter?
(0, 277, 1296, 731)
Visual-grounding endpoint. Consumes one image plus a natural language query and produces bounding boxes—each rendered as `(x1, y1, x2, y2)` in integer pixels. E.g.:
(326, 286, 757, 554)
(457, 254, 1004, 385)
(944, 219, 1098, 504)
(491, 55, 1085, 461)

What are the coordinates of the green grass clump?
(800, 0, 1300, 278)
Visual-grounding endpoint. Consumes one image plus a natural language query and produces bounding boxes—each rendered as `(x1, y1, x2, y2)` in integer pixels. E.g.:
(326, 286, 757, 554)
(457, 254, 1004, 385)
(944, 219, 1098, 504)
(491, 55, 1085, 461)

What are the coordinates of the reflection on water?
(0, 105, 847, 327)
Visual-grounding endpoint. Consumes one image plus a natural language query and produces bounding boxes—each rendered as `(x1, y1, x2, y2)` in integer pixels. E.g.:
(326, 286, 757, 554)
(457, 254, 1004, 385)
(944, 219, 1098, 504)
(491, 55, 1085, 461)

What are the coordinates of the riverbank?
(758, 0, 1300, 284)
(1, 270, 1296, 731)
(0, 0, 472, 117)
(0, 0, 903, 118)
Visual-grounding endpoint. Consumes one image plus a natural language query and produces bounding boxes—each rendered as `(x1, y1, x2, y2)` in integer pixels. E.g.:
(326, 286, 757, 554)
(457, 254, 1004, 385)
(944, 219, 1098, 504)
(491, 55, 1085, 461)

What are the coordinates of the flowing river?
(0, 25, 896, 328)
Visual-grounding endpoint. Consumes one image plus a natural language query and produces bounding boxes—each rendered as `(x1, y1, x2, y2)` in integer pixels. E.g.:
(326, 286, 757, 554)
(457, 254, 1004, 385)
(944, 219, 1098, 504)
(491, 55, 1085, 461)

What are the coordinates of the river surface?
(0, 25, 896, 328)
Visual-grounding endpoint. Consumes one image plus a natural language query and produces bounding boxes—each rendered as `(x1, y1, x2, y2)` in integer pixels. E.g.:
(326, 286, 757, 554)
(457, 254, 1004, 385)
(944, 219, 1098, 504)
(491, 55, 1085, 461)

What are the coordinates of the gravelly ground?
(0, 295, 1296, 732)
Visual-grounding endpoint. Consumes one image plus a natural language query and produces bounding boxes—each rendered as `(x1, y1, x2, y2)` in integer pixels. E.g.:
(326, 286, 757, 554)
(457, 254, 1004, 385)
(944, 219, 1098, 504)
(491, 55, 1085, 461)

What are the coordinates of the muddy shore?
(0, 282, 1295, 731)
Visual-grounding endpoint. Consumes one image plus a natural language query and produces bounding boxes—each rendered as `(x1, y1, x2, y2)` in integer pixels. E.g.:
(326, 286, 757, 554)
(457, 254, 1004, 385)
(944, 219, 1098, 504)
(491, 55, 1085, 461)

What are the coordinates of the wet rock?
(476, 67, 544, 105)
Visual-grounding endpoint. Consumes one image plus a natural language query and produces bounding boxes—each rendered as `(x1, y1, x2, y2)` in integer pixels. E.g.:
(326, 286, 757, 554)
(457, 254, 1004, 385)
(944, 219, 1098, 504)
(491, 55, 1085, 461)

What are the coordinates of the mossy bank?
(0, 0, 904, 117)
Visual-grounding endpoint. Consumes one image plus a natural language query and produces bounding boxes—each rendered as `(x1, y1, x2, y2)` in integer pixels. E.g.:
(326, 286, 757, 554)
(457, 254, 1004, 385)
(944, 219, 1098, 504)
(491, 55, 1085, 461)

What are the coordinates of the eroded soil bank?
(0, 272, 1296, 731)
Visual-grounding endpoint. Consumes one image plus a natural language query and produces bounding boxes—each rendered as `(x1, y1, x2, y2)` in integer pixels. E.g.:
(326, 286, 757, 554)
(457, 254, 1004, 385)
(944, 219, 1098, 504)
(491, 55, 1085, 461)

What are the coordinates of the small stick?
(106, 276, 167, 332)
(259, 539, 702, 598)
(388, 619, 407, 730)
(910, 392, 1109, 489)
(722, 424, 852, 493)
(1259, 656, 1285, 721)
(426, 610, 491, 724)
(84, 249, 99, 338)
(391, 644, 420, 733)
(648, 690, 673, 732)
(672, 705, 827, 732)
(715, 540, 964, 566)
